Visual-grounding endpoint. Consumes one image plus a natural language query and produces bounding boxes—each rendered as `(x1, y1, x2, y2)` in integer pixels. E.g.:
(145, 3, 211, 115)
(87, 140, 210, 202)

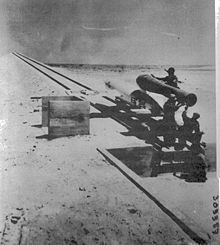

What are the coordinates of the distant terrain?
(47, 64, 215, 72)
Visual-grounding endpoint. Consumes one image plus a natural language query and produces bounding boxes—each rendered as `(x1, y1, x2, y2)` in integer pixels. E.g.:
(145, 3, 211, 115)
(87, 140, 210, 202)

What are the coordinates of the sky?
(0, 0, 216, 65)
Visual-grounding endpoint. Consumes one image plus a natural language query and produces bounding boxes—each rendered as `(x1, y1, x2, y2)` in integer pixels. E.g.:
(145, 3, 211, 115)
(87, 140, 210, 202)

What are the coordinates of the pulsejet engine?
(136, 74, 197, 107)
(105, 73, 197, 116)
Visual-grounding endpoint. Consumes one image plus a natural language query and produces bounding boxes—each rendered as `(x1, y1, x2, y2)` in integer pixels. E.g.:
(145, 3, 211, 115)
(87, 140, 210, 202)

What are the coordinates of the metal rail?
(13, 52, 135, 130)
(13, 52, 93, 91)
(13, 52, 71, 90)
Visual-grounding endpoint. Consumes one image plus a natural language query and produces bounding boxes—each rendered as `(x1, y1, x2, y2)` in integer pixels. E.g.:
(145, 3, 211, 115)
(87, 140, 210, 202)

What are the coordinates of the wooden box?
(48, 100, 90, 137)
(42, 96, 82, 126)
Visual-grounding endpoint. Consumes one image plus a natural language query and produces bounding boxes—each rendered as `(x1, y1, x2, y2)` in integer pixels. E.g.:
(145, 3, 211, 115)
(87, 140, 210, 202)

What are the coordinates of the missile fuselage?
(105, 73, 197, 116)
(105, 80, 163, 115)
(136, 74, 197, 107)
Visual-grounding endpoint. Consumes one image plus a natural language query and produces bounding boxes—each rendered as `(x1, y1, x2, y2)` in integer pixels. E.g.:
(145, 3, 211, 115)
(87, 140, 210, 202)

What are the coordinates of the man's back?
(164, 75, 178, 87)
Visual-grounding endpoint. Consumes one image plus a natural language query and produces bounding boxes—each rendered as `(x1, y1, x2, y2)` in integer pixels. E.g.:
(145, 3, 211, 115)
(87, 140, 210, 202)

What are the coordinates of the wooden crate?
(48, 100, 90, 137)
(42, 96, 82, 126)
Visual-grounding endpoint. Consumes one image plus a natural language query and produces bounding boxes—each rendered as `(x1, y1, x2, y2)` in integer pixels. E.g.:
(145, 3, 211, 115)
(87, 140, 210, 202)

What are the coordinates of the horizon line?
(46, 63, 215, 68)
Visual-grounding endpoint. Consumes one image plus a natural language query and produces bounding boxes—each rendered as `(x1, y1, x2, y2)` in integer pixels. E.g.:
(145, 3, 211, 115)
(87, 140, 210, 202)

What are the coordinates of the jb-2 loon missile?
(136, 74, 197, 107)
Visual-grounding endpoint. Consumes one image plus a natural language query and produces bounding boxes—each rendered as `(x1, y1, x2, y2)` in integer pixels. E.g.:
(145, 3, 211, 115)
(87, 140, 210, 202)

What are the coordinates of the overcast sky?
(0, 0, 216, 65)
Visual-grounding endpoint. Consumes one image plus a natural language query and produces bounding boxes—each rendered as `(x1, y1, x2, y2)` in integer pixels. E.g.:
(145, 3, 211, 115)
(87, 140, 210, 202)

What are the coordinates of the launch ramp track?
(13, 52, 92, 91)
(13, 52, 134, 129)
(13, 52, 208, 244)
(13, 52, 157, 138)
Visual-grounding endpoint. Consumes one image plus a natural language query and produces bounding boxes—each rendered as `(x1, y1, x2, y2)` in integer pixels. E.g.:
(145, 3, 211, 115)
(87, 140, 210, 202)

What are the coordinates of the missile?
(136, 74, 197, 107)
(105, 80, 163, 115)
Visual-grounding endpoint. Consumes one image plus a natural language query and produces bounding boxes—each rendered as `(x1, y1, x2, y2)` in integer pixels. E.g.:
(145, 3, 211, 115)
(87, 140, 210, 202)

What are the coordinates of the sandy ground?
(0, 54, 219, 245)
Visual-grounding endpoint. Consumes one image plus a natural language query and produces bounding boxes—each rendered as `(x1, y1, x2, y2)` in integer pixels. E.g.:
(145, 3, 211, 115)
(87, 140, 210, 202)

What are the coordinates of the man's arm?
(174, 76, 183, 84)
(194, 122, 201, 133)
(171, 76, 183, 84)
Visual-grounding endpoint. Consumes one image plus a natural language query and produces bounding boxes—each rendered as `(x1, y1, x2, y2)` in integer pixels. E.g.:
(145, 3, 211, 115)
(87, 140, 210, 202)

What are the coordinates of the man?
(182, 110, 201, 134)
(161, 94, 182, 147)
(178, 107, 204, 148)
(163, 94, 179, 122)
(178, 108, 207, 181)
(152, 67, 181, 88)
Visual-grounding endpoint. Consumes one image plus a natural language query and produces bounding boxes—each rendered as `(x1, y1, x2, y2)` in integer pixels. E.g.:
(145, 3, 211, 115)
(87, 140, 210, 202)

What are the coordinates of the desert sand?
(0, 54, 219, 245)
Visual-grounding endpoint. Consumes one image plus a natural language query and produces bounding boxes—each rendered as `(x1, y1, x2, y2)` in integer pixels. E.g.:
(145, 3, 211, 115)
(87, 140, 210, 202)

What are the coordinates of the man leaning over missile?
(151, 67, 182, 88)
